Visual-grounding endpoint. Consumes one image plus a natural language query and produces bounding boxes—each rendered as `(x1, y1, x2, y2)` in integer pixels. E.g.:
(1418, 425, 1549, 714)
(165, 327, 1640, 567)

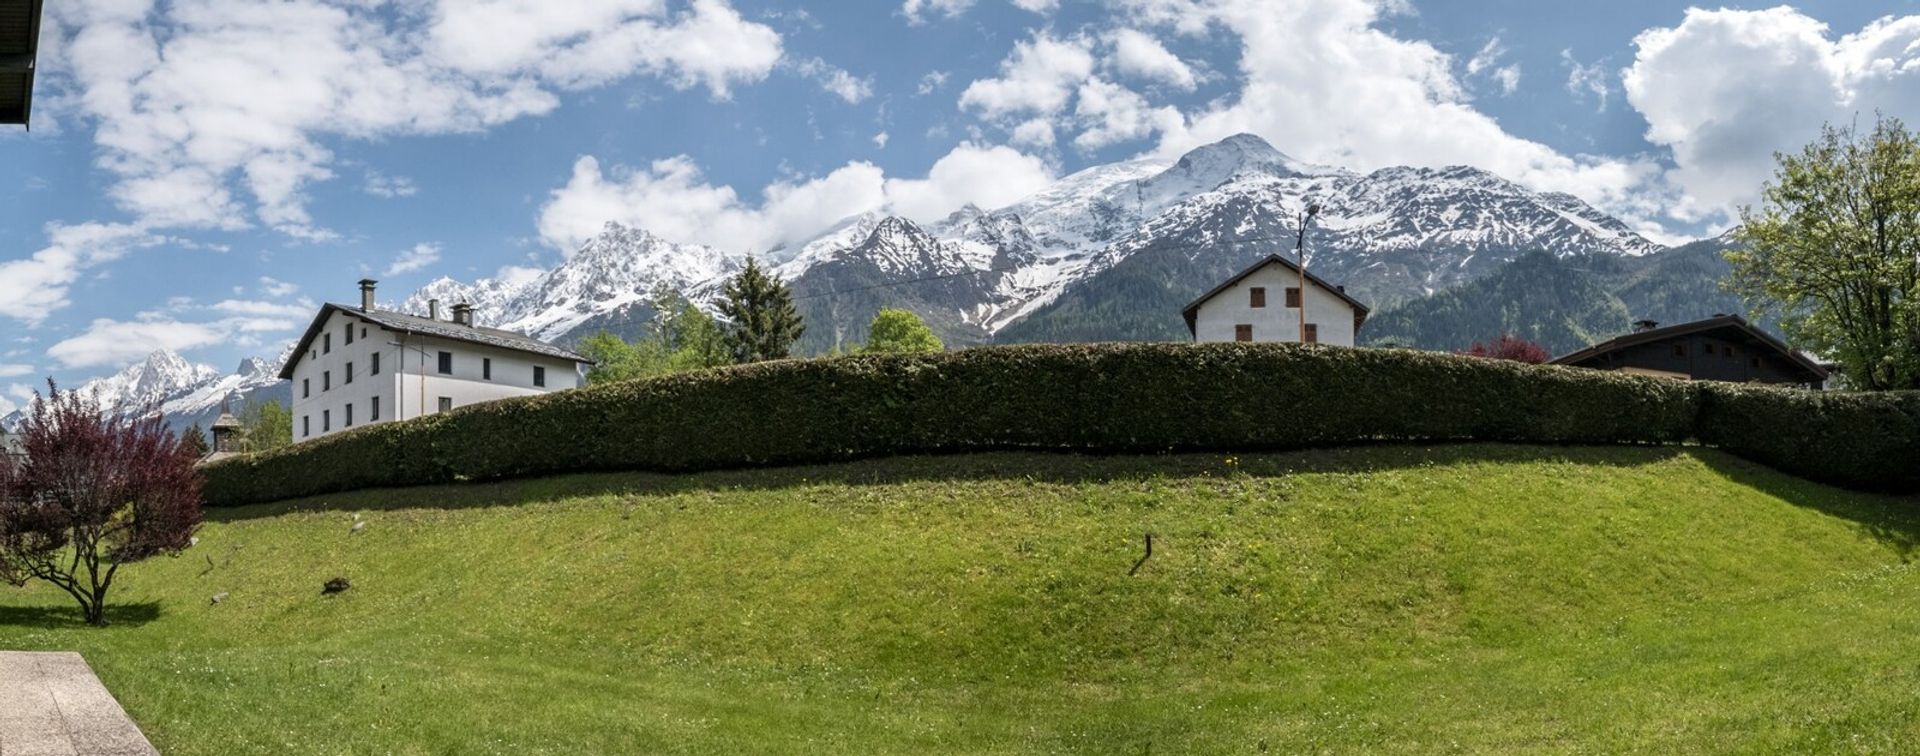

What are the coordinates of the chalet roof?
(278, 303, 593, 380)
(0, 0, 43, 126)
(1180, 254, 1372, 337)
(1550, 314, 1829, 381)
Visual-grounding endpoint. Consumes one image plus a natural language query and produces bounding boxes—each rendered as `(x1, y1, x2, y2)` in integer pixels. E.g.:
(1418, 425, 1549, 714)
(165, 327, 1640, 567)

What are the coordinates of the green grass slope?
(3, 445, 1919, 753)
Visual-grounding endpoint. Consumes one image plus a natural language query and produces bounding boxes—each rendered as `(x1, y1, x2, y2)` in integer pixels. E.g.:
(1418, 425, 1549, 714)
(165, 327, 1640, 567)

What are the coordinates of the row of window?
(301, 351, 549, 398)
(1247, 286, 1303, 309)
(300, 396, 463, 438)
(1234, 323, 1318, 343)
(313, 322, 370, 360)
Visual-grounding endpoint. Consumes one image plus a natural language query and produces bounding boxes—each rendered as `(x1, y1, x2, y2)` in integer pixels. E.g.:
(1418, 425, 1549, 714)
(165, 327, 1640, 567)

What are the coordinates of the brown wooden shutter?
(1234, 324, 1253, 342)
(1285, 287, 1302, 307)
(1249, 287, 1266, 307)
(1303, 323, 1319, 343)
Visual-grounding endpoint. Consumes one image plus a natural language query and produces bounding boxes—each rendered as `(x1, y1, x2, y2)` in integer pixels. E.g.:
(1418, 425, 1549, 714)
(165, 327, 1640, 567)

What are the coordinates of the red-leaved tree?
(0, 382, 202, 626)
(1462, 333, 1552, 364)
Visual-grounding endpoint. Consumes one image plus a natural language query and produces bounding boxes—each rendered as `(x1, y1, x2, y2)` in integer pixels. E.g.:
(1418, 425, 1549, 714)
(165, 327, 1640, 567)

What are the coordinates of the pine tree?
(717, 259, 806, 363)
(182, 423, 210, 457)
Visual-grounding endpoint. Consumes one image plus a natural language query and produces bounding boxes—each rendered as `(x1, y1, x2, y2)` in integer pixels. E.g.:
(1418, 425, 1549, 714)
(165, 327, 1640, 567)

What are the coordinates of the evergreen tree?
(181, 423, 210, 457)
(717, 259, 805, 363)
(864, 308, 944, 354)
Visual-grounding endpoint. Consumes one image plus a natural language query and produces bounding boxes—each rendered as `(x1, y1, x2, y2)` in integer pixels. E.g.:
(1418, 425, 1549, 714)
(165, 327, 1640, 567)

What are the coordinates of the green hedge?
(202, 343, 1710, 507)
(1697, 383, 1920, 493)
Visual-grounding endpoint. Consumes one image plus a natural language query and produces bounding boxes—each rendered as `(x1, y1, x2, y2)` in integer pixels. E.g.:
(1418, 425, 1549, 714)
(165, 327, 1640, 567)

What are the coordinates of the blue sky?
(2, 0, 1918, 404)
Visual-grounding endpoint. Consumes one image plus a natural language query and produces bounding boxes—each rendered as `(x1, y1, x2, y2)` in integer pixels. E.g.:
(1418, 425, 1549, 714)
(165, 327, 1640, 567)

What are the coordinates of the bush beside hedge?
(202, 342, 1904, 507)
(1697, 383, 1920, 493)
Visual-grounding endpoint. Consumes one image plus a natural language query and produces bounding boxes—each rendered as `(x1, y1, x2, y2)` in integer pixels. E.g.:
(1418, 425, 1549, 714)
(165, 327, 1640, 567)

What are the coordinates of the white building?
(1181, 255, 1371, 346)
(281, 280, 591, 444)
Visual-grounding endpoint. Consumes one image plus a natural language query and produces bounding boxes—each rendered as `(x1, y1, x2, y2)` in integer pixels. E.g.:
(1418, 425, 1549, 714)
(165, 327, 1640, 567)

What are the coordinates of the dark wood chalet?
(1550, 315, 1828, 388)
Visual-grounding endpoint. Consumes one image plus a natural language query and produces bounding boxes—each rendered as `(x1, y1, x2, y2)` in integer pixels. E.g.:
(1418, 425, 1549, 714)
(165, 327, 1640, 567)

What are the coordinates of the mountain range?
(20, 133, 1755, 434)
(1, 348, 292, 436)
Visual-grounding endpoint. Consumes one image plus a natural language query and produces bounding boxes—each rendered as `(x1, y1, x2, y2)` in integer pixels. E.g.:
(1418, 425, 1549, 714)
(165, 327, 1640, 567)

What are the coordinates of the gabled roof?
(0, 0, 43, 126)
(278, 304, 593, 380)
(1181, 254, 1372, 336)
(1550, 314, 1829, 380)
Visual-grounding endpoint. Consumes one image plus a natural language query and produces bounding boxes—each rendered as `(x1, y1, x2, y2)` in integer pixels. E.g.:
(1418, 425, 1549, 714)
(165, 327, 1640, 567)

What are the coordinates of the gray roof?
(279, 303, 592, 380)
(0, 0, 43, 126)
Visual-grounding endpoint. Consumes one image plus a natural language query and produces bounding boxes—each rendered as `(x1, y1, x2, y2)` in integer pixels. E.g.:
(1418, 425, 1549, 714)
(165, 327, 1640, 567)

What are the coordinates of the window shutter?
(1285, 287, 1301, 307)
(1234, 324, 1253, 342)
(1249, 287, 1266, 307)
(1304, 323, 1319, 343)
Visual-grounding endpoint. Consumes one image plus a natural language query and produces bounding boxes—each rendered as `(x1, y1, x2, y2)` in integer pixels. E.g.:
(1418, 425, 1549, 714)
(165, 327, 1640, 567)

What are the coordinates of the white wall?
(288, 308, 584, 443)
(1192, 264, 1360, 346)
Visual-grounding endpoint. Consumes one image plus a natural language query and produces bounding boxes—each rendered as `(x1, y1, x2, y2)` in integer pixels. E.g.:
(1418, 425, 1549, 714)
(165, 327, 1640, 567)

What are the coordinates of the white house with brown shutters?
(1181, 255, 1371, 346)
(280, 280, 592, 444)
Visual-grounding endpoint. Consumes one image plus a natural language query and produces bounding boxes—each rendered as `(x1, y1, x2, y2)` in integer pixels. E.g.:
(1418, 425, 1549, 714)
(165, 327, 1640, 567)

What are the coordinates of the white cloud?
(902, 0, 974, 24)
(538, 141, 1054, 254)
(959, 32, 1097, 120)
(793, 57, 874, 104)
(1623, 8, 1920, 222)
(1012, 0, 1058, 13)
(1010, 118, 1056, 148)
(1073, 78, 1184, 150)
(1466, 36, 1520, 96)
(48, 316, 296, 369)
(45, 0, 783, 240)
(208, 298, 316, 319)
(872, 131, 891, 148)
(258, 276, 300, 297)
(0, 364, 34, 379)
(1561, 49, 1611, 111)
(917, 70, 950, 95)
(0, 222, 162, 325)
(384, 243, 444, 276)
(363, 170, 419, 199)
(1110, 29, 1197, 90)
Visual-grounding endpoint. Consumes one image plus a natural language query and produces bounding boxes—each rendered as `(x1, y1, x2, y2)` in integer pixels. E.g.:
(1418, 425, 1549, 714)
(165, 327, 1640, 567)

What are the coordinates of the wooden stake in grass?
(1129, 533, 1154, 576)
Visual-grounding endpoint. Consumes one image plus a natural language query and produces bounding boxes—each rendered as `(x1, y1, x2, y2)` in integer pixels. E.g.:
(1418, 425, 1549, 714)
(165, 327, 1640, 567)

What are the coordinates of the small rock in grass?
(350, 520, 366, 534)
(322, 577, 351, 595)
(210, 592, 228, 605)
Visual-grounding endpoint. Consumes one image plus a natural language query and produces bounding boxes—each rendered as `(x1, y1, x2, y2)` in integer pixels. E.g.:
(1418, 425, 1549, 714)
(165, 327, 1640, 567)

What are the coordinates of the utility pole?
(1294, 202, 1322, 343)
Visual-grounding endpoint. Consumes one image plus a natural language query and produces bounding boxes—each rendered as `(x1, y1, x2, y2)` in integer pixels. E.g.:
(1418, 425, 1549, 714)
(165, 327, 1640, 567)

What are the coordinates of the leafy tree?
(1729, 116, 1920, 390)
(717, 259, 805, 363)
(0, 383, 202, 626)
(864, 308, 944, 354)
(238, 399, 292, 453)
(181, 423, 210, 458)
(1460, 333, 1550, 364)
(581, 287, 734, 385)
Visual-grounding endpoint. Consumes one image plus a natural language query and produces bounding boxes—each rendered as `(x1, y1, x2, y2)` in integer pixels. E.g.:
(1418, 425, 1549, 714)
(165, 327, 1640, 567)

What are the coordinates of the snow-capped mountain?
(0, 348, 291, 436)
(402, 222, 744, 342)
(406, 133, 1666, 349)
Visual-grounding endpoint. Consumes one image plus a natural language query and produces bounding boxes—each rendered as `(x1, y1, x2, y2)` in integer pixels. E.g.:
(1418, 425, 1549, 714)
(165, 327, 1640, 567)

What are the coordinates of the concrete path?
(0, 652, 157, 755)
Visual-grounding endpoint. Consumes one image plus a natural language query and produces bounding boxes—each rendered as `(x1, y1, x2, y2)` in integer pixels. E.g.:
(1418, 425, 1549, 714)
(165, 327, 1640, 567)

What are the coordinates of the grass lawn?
(3, 443, 1919, 753)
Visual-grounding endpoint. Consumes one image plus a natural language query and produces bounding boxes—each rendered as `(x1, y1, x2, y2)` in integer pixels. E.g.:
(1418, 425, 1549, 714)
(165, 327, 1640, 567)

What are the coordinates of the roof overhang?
(0, 0, 45, 127)
(1550, 315, 1829, 381)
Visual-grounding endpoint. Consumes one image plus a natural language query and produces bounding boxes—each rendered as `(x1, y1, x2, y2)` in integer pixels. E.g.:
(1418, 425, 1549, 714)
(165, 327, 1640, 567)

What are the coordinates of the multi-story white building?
(1181, 255, 1371, 346)
(281, 280, 591, 444)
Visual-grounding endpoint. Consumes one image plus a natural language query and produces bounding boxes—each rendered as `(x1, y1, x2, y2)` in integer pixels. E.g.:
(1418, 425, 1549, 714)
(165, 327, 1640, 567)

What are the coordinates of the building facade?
(282, 281, 591, 443)
(1550, 315, 1828, 388)
(1182, 255, 1371, 346)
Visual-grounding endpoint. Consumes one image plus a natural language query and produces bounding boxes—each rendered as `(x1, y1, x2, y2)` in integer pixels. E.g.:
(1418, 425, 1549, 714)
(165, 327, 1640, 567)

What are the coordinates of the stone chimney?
(358, 279, 377, 312)
(1633, 319, 1660, 333)
(451, 302, 474, 327)
(427, 299, 440, 321)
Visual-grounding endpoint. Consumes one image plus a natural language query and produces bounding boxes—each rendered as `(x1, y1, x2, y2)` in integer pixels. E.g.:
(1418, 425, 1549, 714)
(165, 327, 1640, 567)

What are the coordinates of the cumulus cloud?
(1073, 78, 1184, 151)
(1623, 7, 1920, 222)
(1110, 29, 1197, 90)
(258, 277, 300, 297)
(48, 316, 296, 369)
(959, 32, 1097, 120)
(384, 243, 444, 276)
(902, 0, 974, 24)
(538, 142, 1054, 255)
(45, 0, 784, 239)
(0, 223, 162, 325)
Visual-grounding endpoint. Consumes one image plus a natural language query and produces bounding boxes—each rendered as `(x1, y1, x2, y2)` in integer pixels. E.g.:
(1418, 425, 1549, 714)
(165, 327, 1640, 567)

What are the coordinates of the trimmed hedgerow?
(1697, 383, 1920, 493)
(201, 343, 1707, 507)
